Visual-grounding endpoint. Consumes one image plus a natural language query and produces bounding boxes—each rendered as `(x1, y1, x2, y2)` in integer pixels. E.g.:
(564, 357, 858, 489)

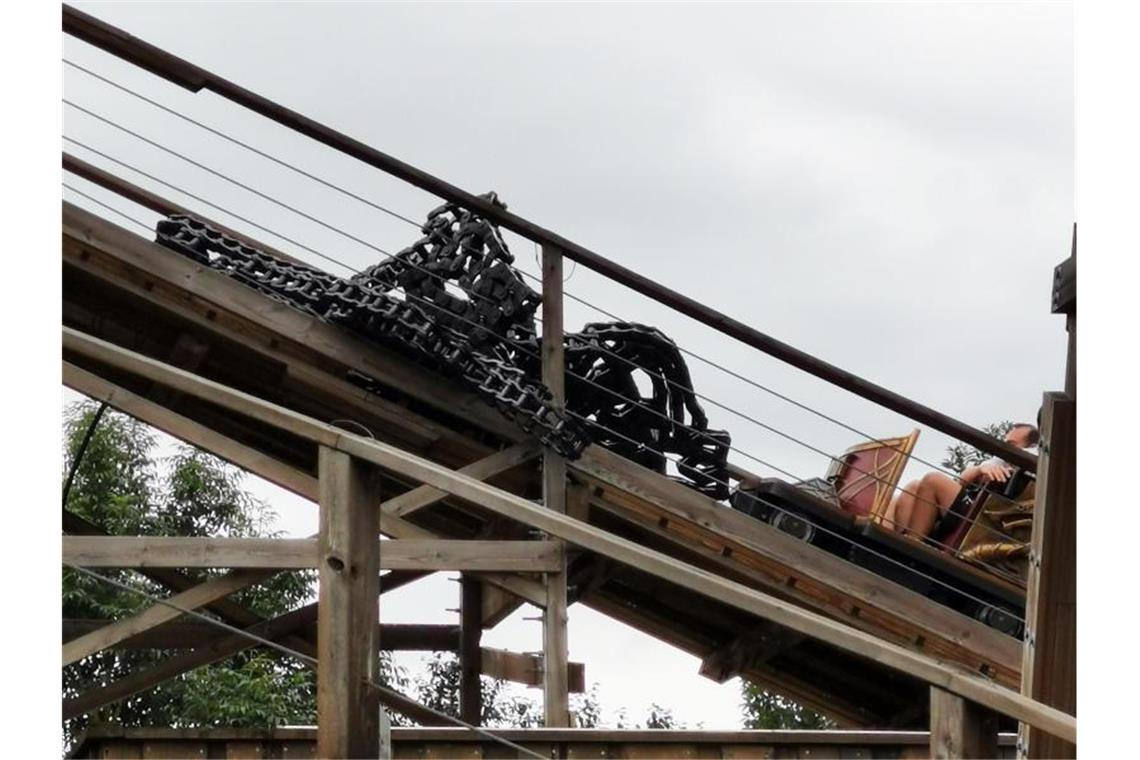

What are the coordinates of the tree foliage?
(62, 400, 318, 751)
(940, 421, 1014, 473)
(63, 399, 700, 750)
(739, 686, 835, 730)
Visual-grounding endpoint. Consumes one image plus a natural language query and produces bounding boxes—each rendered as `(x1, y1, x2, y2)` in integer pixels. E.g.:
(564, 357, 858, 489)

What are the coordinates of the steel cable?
(62, 563, 549, 760)
(62, 58, 980, 485)
(60, 117, 1024, 550)
(60, 161, 1027, 575)
(59, 138, 1026, 594)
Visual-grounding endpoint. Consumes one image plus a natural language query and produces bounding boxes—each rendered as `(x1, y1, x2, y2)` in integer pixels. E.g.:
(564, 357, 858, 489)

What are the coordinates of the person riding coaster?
(882, 424, 1039, 540)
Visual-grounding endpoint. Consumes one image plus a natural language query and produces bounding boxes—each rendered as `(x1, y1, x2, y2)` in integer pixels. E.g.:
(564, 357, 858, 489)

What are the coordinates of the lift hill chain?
(155, 194, 733, 498)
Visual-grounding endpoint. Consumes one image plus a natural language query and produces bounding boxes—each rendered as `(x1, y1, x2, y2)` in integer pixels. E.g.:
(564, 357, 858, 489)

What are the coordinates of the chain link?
(154, 196, 732, 496)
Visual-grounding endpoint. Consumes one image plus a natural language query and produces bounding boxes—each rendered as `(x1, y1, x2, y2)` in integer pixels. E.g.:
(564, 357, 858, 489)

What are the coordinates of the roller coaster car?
(730, 431, 1032, 638)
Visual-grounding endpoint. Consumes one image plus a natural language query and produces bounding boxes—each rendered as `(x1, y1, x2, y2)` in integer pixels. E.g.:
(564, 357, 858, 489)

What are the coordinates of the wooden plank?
(480, 582, 523, 628)
(541, 243, 570, 729)
(573, 446, 1022, 683)
(930, 686, 999, 759)
(62, 327, 1075, 743)
(337, 435, 1075, 742)
(478, 647, 585, 693)
(62, 203, 518, 441)
(316, 447, 381, 759)
(459, 575, 483, 725)
(63, 619, 460, 651)
(63, 537, 563, 572)
(62, 567, 274, 666)
(65, 354, 547, 608)
(63, 603, 318, 720)
(64, 361, 317, 500)
(1019, 393, 1076, 759)
(382, 442, 540, 518)
(60, 11, 1036, 471)
(699, 622, 804, 684)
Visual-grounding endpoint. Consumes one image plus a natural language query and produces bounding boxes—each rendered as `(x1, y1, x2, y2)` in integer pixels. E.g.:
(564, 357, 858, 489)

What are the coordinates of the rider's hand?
(979, 462, 1012, 483)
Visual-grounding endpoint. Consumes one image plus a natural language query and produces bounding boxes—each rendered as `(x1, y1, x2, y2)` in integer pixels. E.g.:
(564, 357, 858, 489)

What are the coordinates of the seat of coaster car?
(730, 430, 920, 543)
(926, 467, 1036, 579)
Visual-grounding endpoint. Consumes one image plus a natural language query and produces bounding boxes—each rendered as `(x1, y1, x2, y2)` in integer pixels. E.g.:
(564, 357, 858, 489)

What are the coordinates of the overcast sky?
(63, 1, 1073, 729)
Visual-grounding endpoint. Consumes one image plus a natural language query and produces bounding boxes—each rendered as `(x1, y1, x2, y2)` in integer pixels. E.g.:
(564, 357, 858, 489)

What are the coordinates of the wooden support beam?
(65, 359, 547, 609)
(480, 647, 585, 693)
(64, 619, 460, 652)
(540, 243, 570, 728)
(63, 537, 564, 572)
(61, 327, 1076, 743)
(62, 202, 517, 441)
(698, 622, 805, 684)
(64, 361, 318, 500)
(459, 575, 483, 725)
(480, 582, 523, 628)
(381, 441, 540, 518)
(1019, 393, 1076, 759)
(316, 447, 381, 759)
(63, 600, 451, 729)
(63, 603, 319, 720)
(62, 567, 275, 666)
(575, 446, 1023, 684)
(930, 686, 999, 759)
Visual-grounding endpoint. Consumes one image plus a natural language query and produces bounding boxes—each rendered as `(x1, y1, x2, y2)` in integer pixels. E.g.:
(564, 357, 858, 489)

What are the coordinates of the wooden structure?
(62, 7, 1076, 758)
(71, 726, 1023, 759)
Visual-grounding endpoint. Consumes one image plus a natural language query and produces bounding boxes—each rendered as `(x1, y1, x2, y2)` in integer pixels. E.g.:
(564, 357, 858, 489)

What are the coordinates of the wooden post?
(541, 244, 570, 728)
(317, 447, 381, 759)
(459, 574, 483, 725)
(1018, 394, 1076, 758)
(930, 686, 999, 759)
(1018, 230, 1077, 759)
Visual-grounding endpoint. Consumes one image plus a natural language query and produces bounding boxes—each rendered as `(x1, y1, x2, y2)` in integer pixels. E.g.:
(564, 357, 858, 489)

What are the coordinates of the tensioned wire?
(62, 563, 549, 760)
(61, 171, 1026, 607)
(63, 57, 982, 487)
(61, 117, 1025, 552)
(59, 161, 1023, 561)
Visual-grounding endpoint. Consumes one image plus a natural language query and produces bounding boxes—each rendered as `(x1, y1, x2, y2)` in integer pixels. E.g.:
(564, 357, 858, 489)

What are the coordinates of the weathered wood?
(63, 536, 563, 572)
(930, 687, 999, 758)
(316, 447, 381, 758)
(64, 361, 318, 500)
(541, 244, 570, 728)
(699, 623, 805, 684)
(65, 348, 548, 608)
(62, 203, 517, 441)
(1019, 393, 1076, 759)
(62, 328, 1075, 742)
(338, 436, 1075, 742)
(382, 442, 540, 518)
(480, 648, 585, 693)
(61, 9, 1037, 472)
(63, 603, 319, 720)
(480, 582, 523, 628)
(575, 446, 1022, 684)
(70, 726, 1023, 760)
(63, 619, 460, 651)
(459, 575, 482, 725)
(62, 567, 275, 666)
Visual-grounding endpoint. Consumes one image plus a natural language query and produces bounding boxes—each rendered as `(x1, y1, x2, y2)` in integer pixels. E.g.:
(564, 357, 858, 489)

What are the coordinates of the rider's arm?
(962, 458, 1013, 485)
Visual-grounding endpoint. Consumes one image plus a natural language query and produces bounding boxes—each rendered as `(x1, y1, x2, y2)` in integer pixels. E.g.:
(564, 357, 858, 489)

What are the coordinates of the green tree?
(740, 687, 835, 729)
(941, 421, 1014, 473)
(62, 401, 337, 751)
